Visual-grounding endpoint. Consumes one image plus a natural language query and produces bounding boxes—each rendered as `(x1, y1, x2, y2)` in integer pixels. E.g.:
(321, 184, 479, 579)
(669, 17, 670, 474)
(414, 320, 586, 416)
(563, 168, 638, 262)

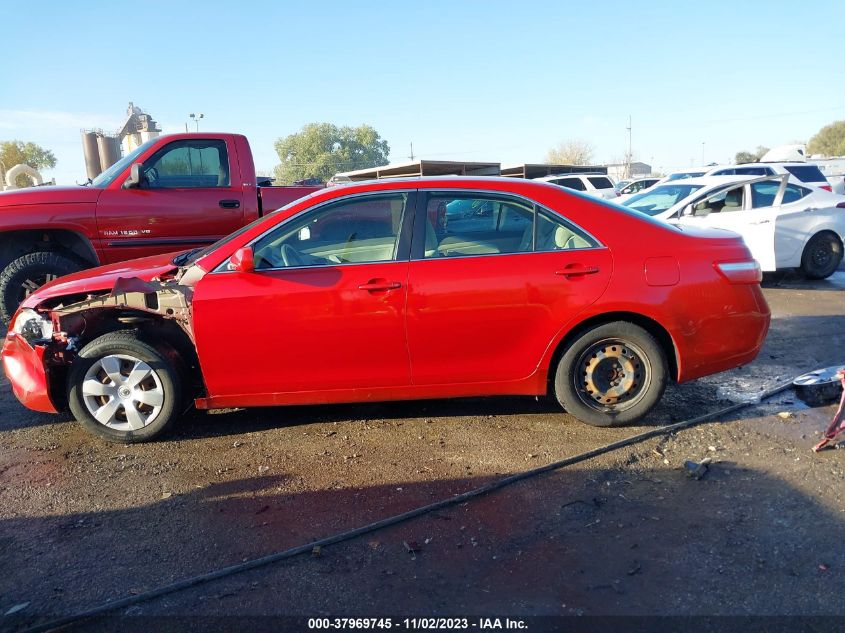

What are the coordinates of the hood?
(21, 252, 181, 310)
(0, 185, 102, 207)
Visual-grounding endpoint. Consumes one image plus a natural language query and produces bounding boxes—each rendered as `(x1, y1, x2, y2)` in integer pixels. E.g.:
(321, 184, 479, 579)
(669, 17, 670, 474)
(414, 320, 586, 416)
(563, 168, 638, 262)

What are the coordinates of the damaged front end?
(2, 267, 202, 414)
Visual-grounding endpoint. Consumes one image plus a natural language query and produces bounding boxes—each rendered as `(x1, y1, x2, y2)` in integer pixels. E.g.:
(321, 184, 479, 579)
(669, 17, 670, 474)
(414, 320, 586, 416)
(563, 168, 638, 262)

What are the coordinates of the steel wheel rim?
(81, 354, 164, 431)
(574, 338, 651, 412)
(19, 273, 58, 301)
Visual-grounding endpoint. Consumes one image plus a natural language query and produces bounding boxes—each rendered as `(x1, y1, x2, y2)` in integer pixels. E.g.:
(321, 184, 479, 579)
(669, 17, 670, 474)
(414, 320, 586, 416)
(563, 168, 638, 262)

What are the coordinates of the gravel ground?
(1, 269, 844, 631)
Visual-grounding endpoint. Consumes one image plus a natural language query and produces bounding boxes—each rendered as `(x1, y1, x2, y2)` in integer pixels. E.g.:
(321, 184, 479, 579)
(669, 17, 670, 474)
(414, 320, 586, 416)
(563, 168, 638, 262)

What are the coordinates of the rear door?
(406, 190, 612, 386)
(95, 138, 245, 263)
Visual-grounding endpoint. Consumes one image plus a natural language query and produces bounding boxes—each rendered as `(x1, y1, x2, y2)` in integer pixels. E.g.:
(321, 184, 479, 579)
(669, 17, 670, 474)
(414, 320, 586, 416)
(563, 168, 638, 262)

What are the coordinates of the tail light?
(715, 260, 762, 284)
(820, 184, 832, 192)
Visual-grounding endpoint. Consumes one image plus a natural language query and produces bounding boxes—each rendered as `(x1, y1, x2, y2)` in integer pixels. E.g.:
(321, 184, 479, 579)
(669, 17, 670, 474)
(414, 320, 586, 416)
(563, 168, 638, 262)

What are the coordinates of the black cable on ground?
(21, 379, 794, 633)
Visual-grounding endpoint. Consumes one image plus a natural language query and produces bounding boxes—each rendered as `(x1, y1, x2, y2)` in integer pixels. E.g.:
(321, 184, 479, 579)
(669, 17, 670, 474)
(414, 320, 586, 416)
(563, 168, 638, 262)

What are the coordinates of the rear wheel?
(554, 322, 668, 427)
(800, 232, 842, 280)
(0, 251, 85, 323)
(68, 331, 182, 443)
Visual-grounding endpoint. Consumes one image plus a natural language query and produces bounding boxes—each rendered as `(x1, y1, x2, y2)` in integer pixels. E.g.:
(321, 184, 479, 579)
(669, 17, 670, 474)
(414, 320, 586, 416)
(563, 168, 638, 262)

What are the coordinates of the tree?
(0, 140, 57, 188)
(546, 139, 595, 165)
(273, 123, 390, 184)
(734, 145, 769, 164)
(807, 120, 845, 157)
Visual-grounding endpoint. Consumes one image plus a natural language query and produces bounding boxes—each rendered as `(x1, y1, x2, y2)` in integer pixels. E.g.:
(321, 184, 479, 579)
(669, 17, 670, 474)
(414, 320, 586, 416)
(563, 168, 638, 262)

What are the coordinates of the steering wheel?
(280, 244, 307, 267)
(145, 166, 159, 187)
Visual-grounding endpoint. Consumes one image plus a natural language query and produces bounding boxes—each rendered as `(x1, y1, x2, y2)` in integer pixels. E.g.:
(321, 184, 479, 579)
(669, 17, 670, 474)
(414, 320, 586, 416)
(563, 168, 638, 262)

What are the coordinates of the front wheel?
(553, 322, 668, 427)
(0, 251, 85, 323)
(800, 232, 843, 280)
(68, 331, 182, 443)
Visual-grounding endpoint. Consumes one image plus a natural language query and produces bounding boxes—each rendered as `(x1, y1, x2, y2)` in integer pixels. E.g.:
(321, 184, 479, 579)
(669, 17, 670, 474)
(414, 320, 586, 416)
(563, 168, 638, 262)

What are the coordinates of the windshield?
(622, 184, 704, 216)
(90, 139, 157, 188)
(174, 190, 326, 267)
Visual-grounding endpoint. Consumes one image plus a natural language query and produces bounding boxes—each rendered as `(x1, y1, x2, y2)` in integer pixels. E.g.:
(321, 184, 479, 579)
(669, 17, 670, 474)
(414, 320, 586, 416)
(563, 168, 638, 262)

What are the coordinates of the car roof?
(653, 175, 752, 187)
(535, 173, 610, 181)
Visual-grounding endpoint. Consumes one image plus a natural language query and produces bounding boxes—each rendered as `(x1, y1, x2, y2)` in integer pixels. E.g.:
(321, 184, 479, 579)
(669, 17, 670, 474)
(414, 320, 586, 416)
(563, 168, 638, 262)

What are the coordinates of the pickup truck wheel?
(553, 322, 667, 427)
(800, 232, 842, 280)
(0, 251, 85, 323)
(68, 331, 182, 443)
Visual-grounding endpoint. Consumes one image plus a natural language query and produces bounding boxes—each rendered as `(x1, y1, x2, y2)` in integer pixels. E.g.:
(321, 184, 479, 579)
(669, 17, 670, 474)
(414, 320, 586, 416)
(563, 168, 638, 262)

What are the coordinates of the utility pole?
(625, 115, 632, 179)
(408, 142, 415, 161)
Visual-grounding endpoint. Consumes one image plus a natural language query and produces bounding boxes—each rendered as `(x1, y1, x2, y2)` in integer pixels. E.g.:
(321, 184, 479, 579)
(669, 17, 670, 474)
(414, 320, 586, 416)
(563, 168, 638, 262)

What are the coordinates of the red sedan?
(2, 177, 770, 442)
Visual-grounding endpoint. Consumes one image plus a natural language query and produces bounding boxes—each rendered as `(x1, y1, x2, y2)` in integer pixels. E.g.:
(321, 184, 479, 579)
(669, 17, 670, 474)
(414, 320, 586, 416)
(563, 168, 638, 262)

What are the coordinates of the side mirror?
(123, 163, 145, 189)
(227, 246, 255, 273)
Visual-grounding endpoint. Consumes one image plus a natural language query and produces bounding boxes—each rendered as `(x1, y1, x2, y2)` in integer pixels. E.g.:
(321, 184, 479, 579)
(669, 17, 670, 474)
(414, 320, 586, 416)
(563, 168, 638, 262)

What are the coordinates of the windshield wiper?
(172, 247, 202, 266)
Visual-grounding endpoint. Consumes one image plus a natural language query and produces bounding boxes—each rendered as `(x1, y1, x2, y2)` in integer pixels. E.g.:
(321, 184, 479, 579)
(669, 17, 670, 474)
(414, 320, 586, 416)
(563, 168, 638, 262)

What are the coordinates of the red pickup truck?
(0, 133, 320, 321)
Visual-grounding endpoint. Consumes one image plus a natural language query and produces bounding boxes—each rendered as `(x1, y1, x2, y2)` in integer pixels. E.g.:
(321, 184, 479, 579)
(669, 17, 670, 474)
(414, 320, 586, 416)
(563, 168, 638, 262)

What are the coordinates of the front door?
(192, 191, 415, 399)
(406, 191, 612, 386)
(95, 138, 245, 263)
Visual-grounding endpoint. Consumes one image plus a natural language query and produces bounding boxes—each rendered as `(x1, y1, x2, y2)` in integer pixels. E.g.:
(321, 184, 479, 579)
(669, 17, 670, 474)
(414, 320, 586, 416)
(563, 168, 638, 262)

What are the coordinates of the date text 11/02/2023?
(307, 617, 528, 630)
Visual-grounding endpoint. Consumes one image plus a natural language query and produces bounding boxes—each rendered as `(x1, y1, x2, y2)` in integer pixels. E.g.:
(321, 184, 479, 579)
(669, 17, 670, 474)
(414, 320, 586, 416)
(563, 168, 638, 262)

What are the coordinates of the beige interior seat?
(723, 189, 742, 210)
(554, 225, 591, 250)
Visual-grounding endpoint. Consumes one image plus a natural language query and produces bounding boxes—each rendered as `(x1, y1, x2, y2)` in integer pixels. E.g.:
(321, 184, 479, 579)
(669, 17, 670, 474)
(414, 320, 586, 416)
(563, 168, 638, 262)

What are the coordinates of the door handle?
(219, 199, 240, 209)
(751, 219, 770, 225)
(358, 280, 402, 292)
(555, 265, 600, 277)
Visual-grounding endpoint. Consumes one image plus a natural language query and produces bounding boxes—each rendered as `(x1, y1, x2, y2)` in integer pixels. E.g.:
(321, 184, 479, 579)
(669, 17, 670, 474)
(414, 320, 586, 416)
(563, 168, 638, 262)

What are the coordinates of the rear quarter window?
(783, 165, 827, 183)
(587, 176, 613, 189)
(781, 183, 812, 204)
(552, 178, 586, 191)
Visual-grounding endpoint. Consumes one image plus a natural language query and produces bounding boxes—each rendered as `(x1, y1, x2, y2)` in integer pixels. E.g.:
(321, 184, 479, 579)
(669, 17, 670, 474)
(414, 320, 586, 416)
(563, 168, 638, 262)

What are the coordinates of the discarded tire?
(793, 365, 845, 407)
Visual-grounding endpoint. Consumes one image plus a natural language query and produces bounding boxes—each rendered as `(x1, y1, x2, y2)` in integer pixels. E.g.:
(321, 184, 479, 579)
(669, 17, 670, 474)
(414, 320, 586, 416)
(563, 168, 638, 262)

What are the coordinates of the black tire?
(0, 251, 85, 323)
(800, 232, 843, 280)
(553, 321, 668, 427)
(68, 330, 182, 443)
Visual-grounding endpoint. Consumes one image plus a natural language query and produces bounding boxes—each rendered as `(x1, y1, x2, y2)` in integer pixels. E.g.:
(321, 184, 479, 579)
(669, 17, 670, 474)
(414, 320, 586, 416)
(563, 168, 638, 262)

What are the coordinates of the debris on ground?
(311, 546, 322, 557)
(403, 540, 421, 560)
(4, 603, 29, 616)
(777, 412, 793, 419)
(683, 457, 712, 480)
(812, 369, 845, 453)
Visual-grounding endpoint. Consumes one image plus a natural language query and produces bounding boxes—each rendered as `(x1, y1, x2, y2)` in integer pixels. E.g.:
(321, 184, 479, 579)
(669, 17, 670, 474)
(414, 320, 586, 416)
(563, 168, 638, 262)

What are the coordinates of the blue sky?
(2, 0, 843, 184)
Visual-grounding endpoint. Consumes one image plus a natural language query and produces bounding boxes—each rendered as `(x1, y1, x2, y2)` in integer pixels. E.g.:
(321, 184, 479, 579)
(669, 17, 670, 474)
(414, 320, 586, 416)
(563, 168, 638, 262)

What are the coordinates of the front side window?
(253, 193, 407, 269)
(142, 140, 230, 189)
(694, 185, 744, 215)
(750, 181, 781, 208)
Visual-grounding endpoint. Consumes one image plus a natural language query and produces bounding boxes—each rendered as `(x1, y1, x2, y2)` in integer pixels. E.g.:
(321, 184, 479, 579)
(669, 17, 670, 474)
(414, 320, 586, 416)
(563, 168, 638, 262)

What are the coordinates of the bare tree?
(546, 139, 595, 165)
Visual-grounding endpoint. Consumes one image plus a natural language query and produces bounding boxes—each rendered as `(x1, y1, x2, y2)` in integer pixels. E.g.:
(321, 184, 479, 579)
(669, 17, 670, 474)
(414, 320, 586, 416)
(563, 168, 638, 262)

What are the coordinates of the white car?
(657, 168, 709, 184)
(620, 174, 845, 279)
(615, 177, 661, 202)
(706, 162, 833, 192)
(535, 173, 617, 199)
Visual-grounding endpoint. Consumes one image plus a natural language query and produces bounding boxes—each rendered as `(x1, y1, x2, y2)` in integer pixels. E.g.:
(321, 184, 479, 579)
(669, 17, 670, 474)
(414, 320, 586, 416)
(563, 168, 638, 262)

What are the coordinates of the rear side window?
(783, 165, 827, 183)
(535, 211, 597, 252)
(587, 176, 613, 189)
(552, 177, 586, 191)
(781, 183, 811, 204)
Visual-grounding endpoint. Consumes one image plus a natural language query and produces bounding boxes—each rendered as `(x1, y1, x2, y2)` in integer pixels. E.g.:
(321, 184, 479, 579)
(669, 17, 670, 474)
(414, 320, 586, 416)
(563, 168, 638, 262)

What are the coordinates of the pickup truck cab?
(0, 133, 320, 321)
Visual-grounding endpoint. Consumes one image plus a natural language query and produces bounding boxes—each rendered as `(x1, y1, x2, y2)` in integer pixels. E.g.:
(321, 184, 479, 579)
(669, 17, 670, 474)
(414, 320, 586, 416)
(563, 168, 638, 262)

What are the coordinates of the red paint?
(4, 177, 771, 417)
(1, 334, 57, 413)
(0, 133, 321, 267)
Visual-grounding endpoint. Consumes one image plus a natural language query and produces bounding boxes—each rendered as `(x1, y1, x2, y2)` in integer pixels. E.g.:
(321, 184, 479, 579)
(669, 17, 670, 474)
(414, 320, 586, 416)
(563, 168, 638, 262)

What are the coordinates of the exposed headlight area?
(10, 309, 54, 344)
